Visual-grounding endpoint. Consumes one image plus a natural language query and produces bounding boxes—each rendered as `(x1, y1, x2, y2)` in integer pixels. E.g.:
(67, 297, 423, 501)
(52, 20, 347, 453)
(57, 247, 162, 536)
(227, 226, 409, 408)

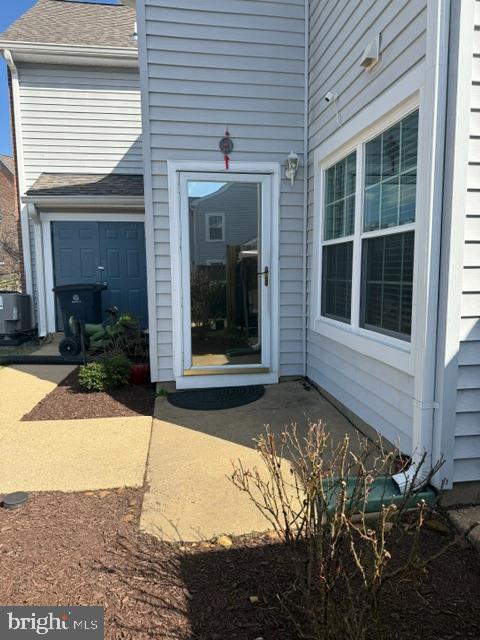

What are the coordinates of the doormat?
(167, 385, 265, 411)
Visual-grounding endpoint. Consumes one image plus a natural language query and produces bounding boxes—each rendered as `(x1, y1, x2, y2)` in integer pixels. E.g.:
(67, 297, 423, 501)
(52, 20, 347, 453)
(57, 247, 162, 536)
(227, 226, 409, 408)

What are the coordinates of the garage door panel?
(52, 222, 99, 286)
(106, 229, 120, 240)
(128, 289, 141, 314)
(58, 248, 74, 278)
(52, 221, 100, 330)
(80, 248, 97, 278)
(99, 221, 147, 328)
(79, 227, 96, 240)
(52, 220, 148, 330)
(127, 249, 140, 278)
(126, 228, 139, 240)
(105, 248, 121, 278)
(103, 288, 122, 312)
(58, 228, 73, 241)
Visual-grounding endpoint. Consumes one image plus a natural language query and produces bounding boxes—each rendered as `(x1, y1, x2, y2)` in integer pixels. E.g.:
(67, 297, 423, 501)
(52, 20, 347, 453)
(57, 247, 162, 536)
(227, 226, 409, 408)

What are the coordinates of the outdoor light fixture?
(285, 151, 299, 186)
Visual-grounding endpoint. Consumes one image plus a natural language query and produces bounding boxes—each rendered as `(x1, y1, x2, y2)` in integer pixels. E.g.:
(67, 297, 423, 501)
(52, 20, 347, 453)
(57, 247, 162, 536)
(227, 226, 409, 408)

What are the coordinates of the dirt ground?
(22, 368, 155, 421)
(0, 489, 479, 640)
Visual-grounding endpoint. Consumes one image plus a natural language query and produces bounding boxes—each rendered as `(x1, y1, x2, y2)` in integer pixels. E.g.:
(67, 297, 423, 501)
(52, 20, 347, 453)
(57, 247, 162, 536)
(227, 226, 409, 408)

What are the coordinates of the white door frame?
(40, 211, 145, 334)
(168, 161, 280, 389)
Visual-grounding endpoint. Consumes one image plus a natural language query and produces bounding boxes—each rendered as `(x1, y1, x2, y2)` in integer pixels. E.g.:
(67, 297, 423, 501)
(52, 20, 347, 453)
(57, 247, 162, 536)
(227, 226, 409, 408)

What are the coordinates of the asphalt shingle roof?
(26, 173, 144, 197)
(0, 155, 15, 175)
(0, 0, 137, 49)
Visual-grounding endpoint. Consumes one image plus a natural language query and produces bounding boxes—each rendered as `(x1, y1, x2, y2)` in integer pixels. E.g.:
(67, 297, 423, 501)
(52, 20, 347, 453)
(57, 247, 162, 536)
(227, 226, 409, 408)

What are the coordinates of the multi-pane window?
(206, 213, 224, 242)
(321, 151, 356, 322)
(324, 152, 356, 239)
(320, 109, 418, 342)
(361, 231, 414, 339)
(322, 243, 353, 322)
(364, 111, 418, 231)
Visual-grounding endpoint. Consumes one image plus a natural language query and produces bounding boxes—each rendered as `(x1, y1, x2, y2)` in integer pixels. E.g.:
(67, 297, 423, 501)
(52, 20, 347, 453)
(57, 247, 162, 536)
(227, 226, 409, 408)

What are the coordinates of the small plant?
(231, 422, 454, 640)
(79, 356, 132, 392)
(78, 362, 108, 392)
(156, 387, 169, 397)
(104, 355, 132, 389)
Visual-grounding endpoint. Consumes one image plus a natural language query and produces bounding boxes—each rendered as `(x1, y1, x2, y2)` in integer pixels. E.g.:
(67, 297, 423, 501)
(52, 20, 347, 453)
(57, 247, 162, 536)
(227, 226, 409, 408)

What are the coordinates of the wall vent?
(360, 35, 381, 70)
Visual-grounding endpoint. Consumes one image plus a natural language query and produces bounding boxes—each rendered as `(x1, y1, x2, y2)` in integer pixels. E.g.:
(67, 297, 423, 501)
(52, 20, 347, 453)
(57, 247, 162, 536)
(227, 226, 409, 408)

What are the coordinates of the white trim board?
(135, 0, 159, 382)
(0, 42, 138, 68)
(39, 211, 145, 335)
(167, 160, 281, 389)
(24, 196, 144, 209)
(432, 0, 470, 488)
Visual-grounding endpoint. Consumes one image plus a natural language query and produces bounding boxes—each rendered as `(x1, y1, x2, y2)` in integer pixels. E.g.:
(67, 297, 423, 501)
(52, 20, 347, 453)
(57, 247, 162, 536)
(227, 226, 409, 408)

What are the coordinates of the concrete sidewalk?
(0, 362, 152, 493)
(141, 379, 374, 542)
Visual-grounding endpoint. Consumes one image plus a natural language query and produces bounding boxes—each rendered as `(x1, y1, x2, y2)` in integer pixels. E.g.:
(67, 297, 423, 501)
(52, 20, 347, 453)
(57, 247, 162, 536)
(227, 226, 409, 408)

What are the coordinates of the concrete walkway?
(141, 379, 371, 542)
(0, 348, 151, 492)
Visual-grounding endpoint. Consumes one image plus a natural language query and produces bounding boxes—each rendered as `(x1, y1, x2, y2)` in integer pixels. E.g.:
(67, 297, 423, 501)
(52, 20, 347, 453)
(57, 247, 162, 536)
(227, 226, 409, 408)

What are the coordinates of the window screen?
(322, 242, 353, 323)
(364, 111, 418, 232)
(361, 231, 414, 340)
(324, 151, 356, 240)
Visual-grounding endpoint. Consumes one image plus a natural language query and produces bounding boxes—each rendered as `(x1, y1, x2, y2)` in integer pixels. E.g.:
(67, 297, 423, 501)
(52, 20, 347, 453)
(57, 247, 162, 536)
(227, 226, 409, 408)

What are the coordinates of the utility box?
(0, 292, 33, 335)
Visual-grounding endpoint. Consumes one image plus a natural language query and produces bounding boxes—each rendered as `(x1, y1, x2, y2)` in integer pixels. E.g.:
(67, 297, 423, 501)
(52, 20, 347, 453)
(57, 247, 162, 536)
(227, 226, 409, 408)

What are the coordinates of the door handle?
(257, 266, 269, 286)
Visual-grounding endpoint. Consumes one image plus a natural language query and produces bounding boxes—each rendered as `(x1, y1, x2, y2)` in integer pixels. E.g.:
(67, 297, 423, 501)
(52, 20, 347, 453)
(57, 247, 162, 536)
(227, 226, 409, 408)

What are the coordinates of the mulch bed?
(0, 489, 479, 639)
(22, 367, 155, 421)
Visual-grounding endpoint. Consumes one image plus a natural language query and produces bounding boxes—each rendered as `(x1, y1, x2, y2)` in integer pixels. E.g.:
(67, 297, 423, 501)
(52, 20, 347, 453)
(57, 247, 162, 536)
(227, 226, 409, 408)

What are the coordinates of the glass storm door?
(179, 172, 272, 375)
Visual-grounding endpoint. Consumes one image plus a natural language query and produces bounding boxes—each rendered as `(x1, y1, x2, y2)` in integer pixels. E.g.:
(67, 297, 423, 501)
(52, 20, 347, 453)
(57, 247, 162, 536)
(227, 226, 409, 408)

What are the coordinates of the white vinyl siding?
(15, 63, 143, 326)
(17, 64, 143, 189)
(307, 0, 428, 454)
(453, 1, 480, 484)
(140, 0, 306, 381)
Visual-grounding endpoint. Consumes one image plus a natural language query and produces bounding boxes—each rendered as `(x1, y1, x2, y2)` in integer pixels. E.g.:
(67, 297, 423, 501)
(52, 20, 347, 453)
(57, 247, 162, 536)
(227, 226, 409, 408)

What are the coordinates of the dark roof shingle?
(0, 0, 137, 49)
(26, 173, 144, 197)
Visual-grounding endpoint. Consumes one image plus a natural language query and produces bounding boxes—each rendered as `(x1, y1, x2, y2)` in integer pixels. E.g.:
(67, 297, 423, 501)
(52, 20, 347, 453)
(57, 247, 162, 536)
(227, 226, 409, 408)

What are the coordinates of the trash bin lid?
(52, 283, 107, 292)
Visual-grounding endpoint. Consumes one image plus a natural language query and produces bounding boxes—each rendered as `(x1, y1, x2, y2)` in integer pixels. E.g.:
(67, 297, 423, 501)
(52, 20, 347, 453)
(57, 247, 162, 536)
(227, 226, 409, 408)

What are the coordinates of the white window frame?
(320, 151, 356, 324)
(311, 92, 422, 375)
(205, 212, 225, 242)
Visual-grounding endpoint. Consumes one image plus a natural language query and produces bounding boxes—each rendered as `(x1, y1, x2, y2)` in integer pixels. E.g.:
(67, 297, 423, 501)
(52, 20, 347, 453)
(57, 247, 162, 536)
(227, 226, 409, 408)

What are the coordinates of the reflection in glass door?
(185, 178, 265, 370)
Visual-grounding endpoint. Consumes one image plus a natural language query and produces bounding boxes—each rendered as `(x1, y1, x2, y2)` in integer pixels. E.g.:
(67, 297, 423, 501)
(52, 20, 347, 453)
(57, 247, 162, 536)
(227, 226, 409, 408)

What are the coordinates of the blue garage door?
(51, 221, 148, 329)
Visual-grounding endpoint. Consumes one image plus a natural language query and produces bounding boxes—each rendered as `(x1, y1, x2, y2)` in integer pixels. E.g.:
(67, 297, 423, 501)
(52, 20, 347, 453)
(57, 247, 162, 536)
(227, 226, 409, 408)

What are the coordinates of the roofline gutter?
(23, 195, 145, 209)
(0, 41, 138, 64)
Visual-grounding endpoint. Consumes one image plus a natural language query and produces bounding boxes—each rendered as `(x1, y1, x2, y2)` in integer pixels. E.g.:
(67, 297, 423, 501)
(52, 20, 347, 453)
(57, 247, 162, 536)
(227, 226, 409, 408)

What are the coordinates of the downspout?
(3, 50, 34, 299)
(302, 0, 309, 377)
(28, 204, 47, 338)
(394, 0, 450, 491)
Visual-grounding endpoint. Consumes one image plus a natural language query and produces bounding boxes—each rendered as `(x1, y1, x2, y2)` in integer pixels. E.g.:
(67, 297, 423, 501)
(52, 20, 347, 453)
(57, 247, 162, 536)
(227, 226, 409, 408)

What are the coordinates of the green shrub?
(78, 362, 108, 392)
(79, 356, 132, 392)
(103, 355, 132, 390)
